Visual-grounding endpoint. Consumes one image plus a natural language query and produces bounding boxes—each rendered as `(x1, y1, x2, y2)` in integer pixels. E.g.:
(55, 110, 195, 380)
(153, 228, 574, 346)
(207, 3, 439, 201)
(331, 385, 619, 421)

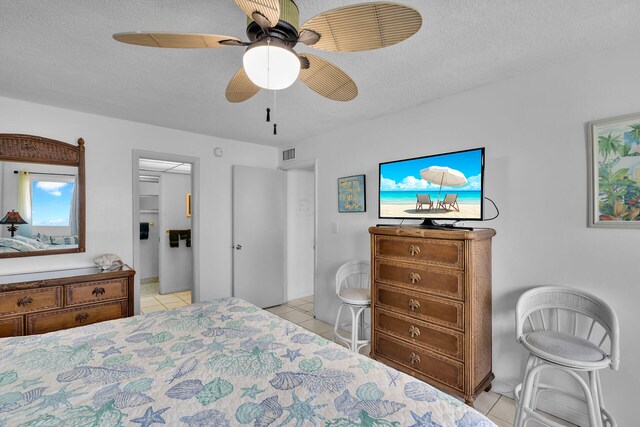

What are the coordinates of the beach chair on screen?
(415, 194, 433, 211)
(437, 194, 460, 211)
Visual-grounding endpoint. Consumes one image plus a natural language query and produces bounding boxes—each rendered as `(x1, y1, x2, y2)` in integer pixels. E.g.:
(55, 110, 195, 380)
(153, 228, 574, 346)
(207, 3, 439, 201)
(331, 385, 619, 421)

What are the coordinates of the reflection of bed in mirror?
(0, 236, 79, 253)
(0, 134, 85, 258)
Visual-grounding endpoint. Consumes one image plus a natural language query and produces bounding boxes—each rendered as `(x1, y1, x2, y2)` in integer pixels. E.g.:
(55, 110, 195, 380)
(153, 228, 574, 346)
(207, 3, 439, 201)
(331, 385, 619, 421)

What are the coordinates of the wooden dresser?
(0, 266, 135, 338)
(369, 226, 495, 405)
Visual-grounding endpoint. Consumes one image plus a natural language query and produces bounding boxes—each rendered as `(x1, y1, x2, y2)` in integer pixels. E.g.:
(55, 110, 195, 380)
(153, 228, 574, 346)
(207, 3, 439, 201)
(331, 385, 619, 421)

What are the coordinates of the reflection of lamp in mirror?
(0, 210, 28, 238)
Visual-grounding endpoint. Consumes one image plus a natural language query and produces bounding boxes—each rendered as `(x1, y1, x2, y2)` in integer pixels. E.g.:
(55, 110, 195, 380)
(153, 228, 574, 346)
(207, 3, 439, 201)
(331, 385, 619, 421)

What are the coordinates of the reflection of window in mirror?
(4, 166, 79, 247)
(31, 178, 75, 227)
(28, 172, 79, 245)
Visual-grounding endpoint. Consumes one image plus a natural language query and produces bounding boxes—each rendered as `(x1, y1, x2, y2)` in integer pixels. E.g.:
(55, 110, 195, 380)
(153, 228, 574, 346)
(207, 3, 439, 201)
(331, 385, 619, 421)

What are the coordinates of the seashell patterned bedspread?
(0, 298, 495, 426)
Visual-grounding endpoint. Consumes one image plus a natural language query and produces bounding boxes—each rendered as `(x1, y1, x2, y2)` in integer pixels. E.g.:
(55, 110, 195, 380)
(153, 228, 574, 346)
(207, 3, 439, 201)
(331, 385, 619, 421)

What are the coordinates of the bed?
(0, 298, 495, 426)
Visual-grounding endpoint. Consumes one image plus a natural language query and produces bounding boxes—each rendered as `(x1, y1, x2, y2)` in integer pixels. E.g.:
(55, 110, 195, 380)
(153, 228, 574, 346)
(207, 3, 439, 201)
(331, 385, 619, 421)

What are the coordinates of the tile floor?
(139, 281, 192, 314)
(268, 296, 523, 426)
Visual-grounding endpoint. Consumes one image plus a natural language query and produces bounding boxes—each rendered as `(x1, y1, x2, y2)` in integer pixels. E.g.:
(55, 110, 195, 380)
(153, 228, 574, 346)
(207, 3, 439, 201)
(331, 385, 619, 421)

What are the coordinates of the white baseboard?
(536, 394, 589, 426)
(160, 286, 191, 295)
(495, 380, 588, 426)
(287, 289, 313, 301)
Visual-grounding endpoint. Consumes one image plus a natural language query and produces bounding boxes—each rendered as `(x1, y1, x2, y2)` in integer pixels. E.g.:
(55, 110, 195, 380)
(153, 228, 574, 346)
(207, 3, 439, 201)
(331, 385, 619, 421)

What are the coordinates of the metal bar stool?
(514, 286, 619, 427)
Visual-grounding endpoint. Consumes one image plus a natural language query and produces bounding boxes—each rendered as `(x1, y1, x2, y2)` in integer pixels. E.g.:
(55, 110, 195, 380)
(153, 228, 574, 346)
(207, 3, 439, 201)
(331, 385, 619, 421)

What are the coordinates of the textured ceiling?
(1, 1, 639, 147)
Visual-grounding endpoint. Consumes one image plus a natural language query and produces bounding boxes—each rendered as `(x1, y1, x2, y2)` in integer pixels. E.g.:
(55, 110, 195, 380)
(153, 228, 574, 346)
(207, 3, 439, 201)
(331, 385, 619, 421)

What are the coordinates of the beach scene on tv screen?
(380, 149, 483, 219)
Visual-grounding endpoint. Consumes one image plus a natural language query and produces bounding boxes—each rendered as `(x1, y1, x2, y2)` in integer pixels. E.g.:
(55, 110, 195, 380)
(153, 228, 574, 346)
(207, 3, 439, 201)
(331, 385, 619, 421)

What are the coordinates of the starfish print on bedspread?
(282, 348, 303, 362)
(408, 410, 442, 427)
(281, 391, 327, 427)
(131, 406, 169, 427)
(240, 384, 265, 399)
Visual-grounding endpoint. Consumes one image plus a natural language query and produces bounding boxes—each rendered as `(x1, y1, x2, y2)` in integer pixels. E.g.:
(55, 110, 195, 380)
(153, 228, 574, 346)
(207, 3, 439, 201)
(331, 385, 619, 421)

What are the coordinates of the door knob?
(235, 244, 242, 250)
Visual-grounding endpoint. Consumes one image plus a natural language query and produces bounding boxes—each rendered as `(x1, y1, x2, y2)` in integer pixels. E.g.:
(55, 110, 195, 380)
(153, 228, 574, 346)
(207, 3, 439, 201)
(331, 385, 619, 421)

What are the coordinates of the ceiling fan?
(113, 0, 422, 104)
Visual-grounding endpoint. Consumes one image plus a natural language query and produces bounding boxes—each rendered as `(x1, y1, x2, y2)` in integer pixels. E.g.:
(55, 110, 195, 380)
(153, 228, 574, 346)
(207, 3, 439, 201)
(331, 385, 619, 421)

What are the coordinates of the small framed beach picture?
(338, 175, 366, 213)
(588, 112, 640, 228)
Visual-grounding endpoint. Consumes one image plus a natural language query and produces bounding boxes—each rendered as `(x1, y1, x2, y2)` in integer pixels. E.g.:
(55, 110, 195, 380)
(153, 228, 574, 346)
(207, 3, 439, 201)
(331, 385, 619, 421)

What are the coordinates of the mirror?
(0, 135, 85, 258)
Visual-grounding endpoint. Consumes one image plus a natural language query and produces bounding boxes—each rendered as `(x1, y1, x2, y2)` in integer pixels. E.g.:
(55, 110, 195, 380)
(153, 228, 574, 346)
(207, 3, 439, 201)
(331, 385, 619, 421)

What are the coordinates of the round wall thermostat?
(214, 147, 224, 157)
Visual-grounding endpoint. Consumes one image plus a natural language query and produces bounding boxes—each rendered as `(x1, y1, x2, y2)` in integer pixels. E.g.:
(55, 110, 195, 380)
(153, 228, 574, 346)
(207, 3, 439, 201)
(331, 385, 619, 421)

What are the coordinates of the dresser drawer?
(374, 283, 463, 330)
(375, 259, 464, 300)
(0, 287, 63, 316)
(375, 308, 464, 361)
(0, 316, 23, 338)
(25, 301, 127, 335)
(375, 332, 464, 391)
(375, 236, 463, 269)
(65, 278, 128, 306)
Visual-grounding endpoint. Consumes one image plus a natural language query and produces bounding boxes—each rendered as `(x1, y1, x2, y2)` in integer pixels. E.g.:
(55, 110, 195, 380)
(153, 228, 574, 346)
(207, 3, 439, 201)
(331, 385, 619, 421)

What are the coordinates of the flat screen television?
(379, 147, 485, 227)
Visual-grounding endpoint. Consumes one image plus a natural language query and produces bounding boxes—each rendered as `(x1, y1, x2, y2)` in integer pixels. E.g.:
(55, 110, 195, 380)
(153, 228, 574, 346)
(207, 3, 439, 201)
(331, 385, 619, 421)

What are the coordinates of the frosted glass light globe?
(243, 42, 300, 90)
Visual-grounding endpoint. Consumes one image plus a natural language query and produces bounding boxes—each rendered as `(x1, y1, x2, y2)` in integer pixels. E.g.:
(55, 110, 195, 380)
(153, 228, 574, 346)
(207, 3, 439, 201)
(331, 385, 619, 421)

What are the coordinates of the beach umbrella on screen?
(420, 166, 467, 201)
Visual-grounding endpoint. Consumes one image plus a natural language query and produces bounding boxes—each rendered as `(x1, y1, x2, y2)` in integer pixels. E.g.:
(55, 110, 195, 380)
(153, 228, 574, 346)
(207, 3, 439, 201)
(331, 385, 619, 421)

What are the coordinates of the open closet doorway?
(132, 151, 199, 315)
(282, 160, 317, 317)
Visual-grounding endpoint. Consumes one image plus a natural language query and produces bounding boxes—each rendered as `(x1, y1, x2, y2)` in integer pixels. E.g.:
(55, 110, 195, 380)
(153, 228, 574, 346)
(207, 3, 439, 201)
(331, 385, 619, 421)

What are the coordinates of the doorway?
(282, 160, 317, 317)
(132, 151, 199, 315)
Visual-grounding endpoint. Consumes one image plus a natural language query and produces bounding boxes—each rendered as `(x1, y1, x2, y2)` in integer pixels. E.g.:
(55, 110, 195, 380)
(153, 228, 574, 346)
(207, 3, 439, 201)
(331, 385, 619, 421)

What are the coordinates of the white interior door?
(233, 165, 284, 308)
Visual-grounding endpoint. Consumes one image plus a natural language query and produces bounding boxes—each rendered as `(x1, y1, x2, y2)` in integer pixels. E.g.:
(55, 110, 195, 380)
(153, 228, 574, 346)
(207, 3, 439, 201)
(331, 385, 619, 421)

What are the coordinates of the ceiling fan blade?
(113, 32, 243, 48)
(298, 54, 357, 102)
(234, 0, 280, 28)
(300, 2, 422, 52)
(226, 67, 261, 103)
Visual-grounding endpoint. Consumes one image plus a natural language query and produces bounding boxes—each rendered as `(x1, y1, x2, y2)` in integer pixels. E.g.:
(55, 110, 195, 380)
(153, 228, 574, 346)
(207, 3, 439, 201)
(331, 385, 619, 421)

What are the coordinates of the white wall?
(139, 178, 159, 281)
(0, 96, 277, 308)
(159, 172, 192, 294)
(139, 212, 158, 280)
(286, 168, 315, 301)
(281, 40, 640, 425)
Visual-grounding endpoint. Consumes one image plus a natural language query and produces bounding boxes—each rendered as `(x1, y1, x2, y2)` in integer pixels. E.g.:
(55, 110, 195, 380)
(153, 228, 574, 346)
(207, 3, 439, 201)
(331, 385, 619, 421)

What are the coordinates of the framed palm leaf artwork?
(588, 112, 640, 228)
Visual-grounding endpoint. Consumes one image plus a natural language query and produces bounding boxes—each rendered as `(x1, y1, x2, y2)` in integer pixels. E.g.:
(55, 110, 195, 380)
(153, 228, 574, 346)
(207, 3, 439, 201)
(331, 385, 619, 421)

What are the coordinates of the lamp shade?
(0, 210, 27, 225)
(243, 40, 300, 90)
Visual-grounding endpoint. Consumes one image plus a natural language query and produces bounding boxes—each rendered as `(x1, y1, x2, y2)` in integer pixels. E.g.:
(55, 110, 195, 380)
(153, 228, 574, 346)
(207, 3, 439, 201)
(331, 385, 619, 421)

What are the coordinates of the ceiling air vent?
(282, 148, 295, 161)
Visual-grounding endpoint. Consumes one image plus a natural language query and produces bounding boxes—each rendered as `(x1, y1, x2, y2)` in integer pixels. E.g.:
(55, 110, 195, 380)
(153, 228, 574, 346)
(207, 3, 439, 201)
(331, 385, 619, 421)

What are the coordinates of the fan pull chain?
(273, 90, 278, 136)
(266, 108, 271, 122)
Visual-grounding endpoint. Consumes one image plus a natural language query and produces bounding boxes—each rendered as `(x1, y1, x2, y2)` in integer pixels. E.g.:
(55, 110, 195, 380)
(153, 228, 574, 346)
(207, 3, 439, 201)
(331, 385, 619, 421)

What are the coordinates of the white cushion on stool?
(338, 288, 371, 305)
(525, 330, 606, 362)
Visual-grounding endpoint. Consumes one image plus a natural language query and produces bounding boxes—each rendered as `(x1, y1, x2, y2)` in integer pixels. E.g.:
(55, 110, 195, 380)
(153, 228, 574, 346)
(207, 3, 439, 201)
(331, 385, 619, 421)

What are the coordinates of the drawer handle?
(75, 313, 89, 323)
(409, 325, 421, 338)
(17, 296, 33, 307)
(409, 272, 421, 284)
(408, 245, 421, 256)
(410, 352, 421, 365)
(409, 299, 421, 311)
(92, 287, 106, 297)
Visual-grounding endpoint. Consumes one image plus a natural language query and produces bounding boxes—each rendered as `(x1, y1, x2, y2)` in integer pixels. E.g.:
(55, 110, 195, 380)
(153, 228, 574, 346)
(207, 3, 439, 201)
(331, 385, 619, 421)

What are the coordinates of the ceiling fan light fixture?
(243, 39, 300, 90)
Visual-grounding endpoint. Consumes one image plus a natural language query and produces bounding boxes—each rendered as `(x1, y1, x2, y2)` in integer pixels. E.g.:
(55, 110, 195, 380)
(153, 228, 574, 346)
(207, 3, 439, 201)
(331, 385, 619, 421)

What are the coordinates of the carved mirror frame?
(0, 134, 86, 258)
